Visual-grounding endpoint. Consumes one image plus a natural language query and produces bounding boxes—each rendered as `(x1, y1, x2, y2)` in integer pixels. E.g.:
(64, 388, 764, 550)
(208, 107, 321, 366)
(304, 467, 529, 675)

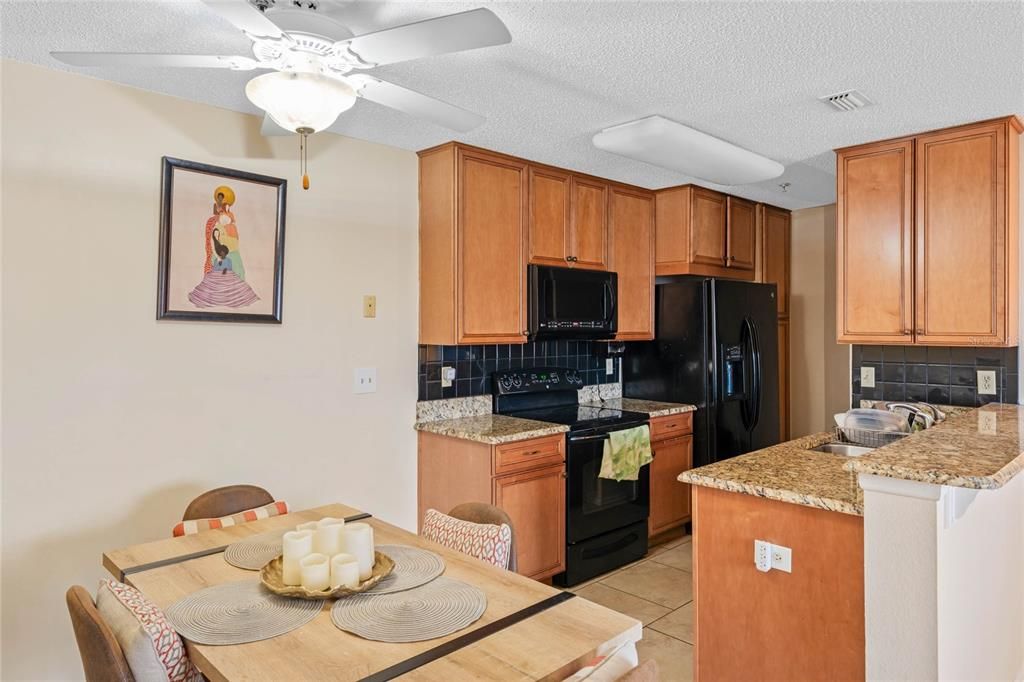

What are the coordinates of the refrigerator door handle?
(746, 316, 762, 431)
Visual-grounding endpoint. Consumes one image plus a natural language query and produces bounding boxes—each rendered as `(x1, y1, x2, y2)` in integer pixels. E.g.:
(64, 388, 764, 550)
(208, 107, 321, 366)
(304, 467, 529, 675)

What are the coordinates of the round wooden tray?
(260, 551, 394, 600)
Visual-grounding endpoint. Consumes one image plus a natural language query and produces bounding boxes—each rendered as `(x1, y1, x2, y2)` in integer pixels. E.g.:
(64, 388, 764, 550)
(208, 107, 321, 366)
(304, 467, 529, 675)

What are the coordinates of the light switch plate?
(362, 295, 377, 318)
(606, 358, 615, 376)
(977, 370, 997, 395)
(861, 366, 875, 388)
(354, 367, 377, 394)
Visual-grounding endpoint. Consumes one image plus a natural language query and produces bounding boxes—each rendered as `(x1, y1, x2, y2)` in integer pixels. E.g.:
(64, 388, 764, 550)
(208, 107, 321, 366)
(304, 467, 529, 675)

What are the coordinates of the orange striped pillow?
(171, 501, 288, 537)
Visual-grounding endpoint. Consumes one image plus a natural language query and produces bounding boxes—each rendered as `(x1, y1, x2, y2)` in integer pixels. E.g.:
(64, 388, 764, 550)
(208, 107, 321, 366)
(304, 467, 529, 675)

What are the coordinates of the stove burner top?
(502, 405, 649, 432)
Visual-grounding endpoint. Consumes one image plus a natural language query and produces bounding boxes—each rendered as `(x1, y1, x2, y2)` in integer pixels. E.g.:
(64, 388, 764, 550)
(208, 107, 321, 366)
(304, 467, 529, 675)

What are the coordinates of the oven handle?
(568, 433, 610, 443)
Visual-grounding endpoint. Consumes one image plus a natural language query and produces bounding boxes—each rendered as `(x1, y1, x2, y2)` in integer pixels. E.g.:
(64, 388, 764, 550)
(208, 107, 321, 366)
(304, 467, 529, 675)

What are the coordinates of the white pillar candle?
(313, 518, 346, 556)
(300, 553, 331, 592)
(296, 521, 319, 532)
(342, 523, 375, 580)
(281, 530, 314, 586)
(330, 553, 361, 589)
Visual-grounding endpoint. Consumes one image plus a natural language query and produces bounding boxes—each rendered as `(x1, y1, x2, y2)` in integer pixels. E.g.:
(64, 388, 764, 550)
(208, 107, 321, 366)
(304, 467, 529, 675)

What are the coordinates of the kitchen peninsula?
(679, 403, 1024, 681)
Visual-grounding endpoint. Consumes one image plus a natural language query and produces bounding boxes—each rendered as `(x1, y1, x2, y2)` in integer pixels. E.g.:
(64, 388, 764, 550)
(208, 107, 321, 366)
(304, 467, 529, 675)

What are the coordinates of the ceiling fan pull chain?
(298, 127, 312, 190)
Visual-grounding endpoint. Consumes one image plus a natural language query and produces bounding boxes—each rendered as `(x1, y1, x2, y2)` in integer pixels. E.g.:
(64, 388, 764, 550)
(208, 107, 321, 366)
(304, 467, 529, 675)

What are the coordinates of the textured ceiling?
(3, 0, 1023, 209)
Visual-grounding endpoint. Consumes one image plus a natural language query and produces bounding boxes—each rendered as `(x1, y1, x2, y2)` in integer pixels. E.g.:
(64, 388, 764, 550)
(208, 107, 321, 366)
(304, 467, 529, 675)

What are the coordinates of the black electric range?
(493, 368, 651, 586)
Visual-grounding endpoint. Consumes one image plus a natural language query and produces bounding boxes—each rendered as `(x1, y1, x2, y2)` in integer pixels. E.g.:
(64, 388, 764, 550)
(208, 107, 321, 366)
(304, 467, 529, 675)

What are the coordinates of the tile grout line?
(589, 580, 678, 612)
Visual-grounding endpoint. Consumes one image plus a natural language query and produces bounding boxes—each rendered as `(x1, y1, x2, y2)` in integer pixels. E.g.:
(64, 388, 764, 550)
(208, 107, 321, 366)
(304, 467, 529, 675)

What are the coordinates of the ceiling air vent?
(820, 89, 873, 112)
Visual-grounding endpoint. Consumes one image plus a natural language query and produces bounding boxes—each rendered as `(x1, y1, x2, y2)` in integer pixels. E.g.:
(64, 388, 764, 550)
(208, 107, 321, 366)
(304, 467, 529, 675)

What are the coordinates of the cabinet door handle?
(566, 256, 578, 262)
(561, 471, 567, 479)
(728, 255, 736, 262)
(522, 330, 529, 336)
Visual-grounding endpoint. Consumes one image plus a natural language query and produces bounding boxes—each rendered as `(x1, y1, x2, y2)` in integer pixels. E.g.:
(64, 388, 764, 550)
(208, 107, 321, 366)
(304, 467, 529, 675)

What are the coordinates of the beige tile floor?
(568, 534, 695, 681)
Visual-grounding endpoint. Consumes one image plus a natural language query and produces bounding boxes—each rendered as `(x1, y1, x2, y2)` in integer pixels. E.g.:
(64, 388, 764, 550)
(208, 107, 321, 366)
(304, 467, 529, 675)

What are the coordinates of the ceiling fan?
(52, 0, 511, 185)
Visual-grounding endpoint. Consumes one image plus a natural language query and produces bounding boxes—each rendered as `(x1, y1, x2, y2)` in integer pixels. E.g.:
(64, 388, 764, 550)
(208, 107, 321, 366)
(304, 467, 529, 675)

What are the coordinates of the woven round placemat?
(165, 580, 322, 646)
(224, 530, 287, 571)
(331, 577, 486, 642)
(367, 545, 445, 595)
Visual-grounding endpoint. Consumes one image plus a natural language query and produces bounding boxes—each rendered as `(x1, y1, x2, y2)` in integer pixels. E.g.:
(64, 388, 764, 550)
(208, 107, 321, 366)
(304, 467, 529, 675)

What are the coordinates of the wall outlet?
(771, 544, 793, 573)
(754, 540, 772, 572)
(606, 358, 615, 376)
(861, 366, 875, 388)
(441, 366, 456, 388)
(362, 295, 377, 318)
(978, 410, 998, 435)
(977, 370, 997, 396)
(353, 367, 377, 394)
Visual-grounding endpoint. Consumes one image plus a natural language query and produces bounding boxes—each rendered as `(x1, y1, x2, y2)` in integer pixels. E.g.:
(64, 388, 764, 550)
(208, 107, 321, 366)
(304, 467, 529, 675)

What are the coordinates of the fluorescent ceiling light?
(592, 115, 784, 186)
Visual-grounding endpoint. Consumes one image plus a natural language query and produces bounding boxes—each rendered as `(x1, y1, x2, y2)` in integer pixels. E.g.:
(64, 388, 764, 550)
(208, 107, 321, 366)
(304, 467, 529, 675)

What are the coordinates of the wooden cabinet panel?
(458, 149, 528, 343)
(493, 464, 566, 580)
(836, 139, 915, 344)
(778, 318, 790, 441)
(528, 166, 570, 267)
(690, 188, 727, 266)
(610, 186, 655, 340)
(726, 197, 756, 271)
(759, 206, 791, 316)
(570, 177, 609, 269)
(914, 121, 1010, 345)
(494, 434, 565, 476)
(649, 435, 693, 537)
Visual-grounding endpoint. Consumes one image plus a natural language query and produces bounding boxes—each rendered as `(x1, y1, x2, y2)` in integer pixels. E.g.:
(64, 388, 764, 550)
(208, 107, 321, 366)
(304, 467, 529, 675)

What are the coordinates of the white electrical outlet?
(771, 544, 793, 573)
(353, 367, 377, 394)
(440, 366, 456, 388)
(606, 358, 615, 376)
(754, 540, 772, 572)
(978, 410, 998, 435)
(977, 370, 997, 396)
(861, 366, 876, 388)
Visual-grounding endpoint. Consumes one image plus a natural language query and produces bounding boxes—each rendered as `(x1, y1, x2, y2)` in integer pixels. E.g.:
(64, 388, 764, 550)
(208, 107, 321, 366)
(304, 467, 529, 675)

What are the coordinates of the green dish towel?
(598, 425, 653, 481)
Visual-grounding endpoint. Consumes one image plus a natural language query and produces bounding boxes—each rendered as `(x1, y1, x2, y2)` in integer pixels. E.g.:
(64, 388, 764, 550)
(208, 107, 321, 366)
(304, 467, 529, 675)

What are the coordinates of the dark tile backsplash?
(418, 341, 620, 400)
(851, 345, 1018, 408)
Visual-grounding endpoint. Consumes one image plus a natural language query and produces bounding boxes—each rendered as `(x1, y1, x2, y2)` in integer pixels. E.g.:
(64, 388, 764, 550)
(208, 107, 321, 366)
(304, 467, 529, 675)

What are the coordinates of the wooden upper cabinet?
(569, 176, 610, 269)
(419, 143, 527, 345)
(610, 185, 655, 340)
(836, 138, 915, 344)
(759, 205, 791, 317)
(836, 115, 1020, 347)
(690, 188, 728, 266)
(527, 166, 571, 268)
(914, 120, 1017, 346)
(726, 196, 756, 271)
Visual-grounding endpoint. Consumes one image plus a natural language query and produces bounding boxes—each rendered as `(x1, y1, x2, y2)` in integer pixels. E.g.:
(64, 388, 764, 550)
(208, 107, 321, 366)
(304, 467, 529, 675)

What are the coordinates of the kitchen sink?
(810, 442, 874, 457)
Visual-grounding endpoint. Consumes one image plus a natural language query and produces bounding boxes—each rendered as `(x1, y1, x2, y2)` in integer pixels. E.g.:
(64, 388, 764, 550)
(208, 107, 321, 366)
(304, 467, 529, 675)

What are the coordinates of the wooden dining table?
(104, 503, 642, 681)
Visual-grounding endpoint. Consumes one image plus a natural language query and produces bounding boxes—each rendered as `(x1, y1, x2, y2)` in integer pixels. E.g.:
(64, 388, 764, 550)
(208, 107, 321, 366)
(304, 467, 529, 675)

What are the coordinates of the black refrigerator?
(623, 277, 780, 468)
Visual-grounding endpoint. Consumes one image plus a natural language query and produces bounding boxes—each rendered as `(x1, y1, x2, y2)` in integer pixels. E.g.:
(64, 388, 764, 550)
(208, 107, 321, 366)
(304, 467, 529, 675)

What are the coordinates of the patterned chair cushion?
(96, 579, 203, 682)
(172, 500, 288, 537)
(421, 508, 512, 570)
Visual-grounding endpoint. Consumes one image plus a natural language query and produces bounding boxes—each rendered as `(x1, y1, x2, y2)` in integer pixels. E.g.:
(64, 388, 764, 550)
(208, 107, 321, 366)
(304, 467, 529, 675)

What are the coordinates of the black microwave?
(528, 265, 617, 339)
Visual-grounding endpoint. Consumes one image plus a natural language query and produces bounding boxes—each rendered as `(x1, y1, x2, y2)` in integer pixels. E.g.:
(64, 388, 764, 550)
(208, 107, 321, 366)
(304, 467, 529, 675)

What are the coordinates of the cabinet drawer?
(493, 434, 565, 475)
(650, 412, 693, 440)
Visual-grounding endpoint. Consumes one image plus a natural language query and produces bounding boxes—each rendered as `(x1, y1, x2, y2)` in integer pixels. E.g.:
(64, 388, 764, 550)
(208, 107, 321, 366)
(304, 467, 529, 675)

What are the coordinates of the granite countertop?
(415, 414, 569, 445)
(584, 398, 697, 418)
(846, 403, 1024, 489)
(678, 432, 863, 516)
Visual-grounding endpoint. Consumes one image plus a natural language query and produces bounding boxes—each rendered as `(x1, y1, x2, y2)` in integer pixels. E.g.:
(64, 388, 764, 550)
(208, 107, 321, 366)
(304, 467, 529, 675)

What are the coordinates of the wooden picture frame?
(157, 157, 287, 323)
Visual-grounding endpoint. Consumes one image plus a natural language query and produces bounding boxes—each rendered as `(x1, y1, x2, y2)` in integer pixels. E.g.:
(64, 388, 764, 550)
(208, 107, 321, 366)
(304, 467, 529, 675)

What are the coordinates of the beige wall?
(1, 61, 419, 680)
(789, 204, 849, 437)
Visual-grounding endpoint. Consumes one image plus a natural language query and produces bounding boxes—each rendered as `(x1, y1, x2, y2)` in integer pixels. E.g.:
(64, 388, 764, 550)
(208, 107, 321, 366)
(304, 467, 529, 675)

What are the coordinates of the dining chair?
(65, 586, 135, 682)
(182, 484, 274, 521)
(448, 502, 518, 572)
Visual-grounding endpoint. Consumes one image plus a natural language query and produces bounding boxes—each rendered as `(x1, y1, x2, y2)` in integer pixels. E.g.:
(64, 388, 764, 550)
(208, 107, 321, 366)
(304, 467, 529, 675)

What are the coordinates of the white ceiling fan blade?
(260, 113, 293, 136)
(338, 8, 511, 67)
(51, 52, 260, 70)
(350, 75, 485, 132)
(199, 0, 289, 41)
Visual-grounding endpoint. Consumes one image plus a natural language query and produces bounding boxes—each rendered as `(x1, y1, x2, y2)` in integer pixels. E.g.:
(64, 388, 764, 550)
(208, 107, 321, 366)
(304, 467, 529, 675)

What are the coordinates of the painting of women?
(158, 157, 286, 323)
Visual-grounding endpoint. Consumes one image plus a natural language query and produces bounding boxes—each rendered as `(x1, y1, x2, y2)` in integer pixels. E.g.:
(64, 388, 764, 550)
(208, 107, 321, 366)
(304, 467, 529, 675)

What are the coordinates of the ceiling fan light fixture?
(592, 115, 784, 186)
(244, 71, 356, 133)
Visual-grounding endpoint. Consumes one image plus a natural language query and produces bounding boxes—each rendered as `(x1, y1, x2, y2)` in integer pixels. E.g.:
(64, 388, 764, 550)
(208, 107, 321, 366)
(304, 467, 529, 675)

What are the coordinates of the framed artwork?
(157, 157, 287, 323)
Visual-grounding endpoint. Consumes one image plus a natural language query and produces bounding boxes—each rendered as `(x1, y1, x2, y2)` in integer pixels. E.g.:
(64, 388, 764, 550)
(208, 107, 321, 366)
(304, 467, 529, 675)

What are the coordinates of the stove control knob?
(511, 374, 523, 388)
(551, 375, 560, 384)
(499, 375, 514, 391)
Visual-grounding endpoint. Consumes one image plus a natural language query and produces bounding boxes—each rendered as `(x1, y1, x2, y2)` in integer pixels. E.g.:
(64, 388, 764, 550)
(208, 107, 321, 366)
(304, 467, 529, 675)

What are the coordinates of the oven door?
(565, 426, 651, 545)
(528, 265, 617, 339)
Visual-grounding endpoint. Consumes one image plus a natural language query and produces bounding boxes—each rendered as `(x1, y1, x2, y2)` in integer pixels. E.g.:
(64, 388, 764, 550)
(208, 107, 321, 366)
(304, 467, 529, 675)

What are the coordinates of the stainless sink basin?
(810, 442, 874, 457)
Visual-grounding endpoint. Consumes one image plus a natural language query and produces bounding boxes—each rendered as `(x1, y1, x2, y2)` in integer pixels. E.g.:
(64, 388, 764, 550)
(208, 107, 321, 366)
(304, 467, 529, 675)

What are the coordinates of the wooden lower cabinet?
(647, 414, 694, 538)
(418, 431, 566, 581)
